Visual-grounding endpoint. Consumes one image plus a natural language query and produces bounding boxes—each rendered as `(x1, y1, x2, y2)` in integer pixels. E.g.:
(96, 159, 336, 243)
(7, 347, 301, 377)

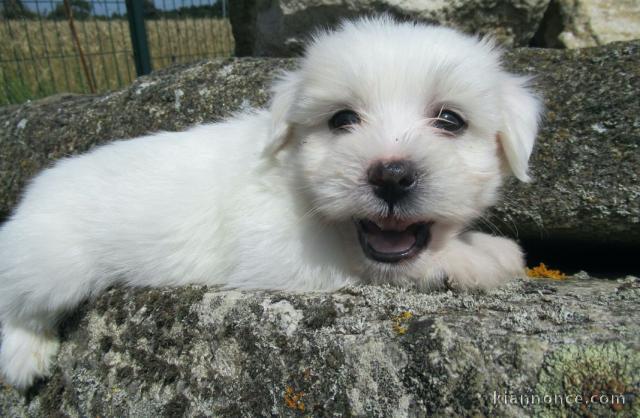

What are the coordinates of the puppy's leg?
(0, 320, 60, 389)
(0, 268, 96, 389)
(432, 232, 525, 289)
(0, 223, 102, 389)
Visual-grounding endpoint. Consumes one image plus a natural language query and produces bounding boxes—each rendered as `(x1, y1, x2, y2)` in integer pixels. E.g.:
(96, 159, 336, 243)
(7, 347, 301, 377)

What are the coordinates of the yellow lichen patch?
(392, 311, 413, 335)
(284, 385, 305, 412)
(526, 263, 568, 280)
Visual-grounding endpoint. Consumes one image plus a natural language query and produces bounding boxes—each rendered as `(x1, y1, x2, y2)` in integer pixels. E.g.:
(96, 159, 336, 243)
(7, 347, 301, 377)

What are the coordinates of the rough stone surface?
(535, 0, 640, 49)
(1, 41, 639, 245)
(492, 42, 640, 245)
(0, 275, 638, 416)
(229, 0, 551, 56)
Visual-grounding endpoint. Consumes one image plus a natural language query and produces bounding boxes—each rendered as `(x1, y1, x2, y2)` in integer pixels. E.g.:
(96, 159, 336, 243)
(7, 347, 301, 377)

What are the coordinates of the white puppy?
(0, 17, 540, 388)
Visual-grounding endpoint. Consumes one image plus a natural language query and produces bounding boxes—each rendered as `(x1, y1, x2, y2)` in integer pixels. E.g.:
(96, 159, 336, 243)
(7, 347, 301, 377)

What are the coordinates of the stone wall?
(533, 0, 640, 48)
(229, 0, 640, 56)
(1, 277, 639, 416)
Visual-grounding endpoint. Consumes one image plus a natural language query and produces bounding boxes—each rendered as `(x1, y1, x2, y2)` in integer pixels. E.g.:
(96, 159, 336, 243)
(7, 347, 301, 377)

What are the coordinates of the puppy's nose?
(367, 160, 417, 205)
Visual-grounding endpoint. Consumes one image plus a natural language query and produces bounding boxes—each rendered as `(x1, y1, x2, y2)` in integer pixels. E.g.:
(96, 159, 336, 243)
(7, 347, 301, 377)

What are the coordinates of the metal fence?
(0, 0, 233, 106)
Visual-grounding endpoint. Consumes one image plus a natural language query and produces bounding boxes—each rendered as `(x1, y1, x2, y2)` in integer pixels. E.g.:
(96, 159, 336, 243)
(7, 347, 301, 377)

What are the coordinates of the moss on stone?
(535, 343, 640, 417)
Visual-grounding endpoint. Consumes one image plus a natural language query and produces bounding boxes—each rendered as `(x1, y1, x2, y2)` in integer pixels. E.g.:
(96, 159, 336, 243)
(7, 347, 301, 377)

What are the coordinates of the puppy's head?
(265, 17, 541, 277)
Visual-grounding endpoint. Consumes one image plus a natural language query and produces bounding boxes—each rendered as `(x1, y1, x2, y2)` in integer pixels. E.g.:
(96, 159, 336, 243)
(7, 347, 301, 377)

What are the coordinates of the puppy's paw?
(466, 232, 526, 277)
(0, 323, 60, 389)
(439, 232, 525, 290)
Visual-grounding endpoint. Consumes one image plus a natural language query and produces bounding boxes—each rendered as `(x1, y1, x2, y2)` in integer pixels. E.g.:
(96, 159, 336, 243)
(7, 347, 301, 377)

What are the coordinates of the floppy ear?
(263, 71, 302, 156)
(497, 76, 542, 182)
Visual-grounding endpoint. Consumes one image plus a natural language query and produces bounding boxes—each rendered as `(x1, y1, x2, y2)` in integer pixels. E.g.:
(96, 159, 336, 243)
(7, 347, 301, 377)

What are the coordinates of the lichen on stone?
(527, 263, 568, 280)
(284, 385, 305, 412)
(535, 343, 640, 417)
(392, 311, 413, 335)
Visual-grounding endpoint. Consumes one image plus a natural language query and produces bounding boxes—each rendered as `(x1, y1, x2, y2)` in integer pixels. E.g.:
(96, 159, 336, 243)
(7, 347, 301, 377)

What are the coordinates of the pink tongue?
(367, 230, 416, 254)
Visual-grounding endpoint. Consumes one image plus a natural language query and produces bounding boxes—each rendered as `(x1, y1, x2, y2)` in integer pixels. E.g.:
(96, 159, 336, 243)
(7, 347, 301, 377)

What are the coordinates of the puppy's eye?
(433, 109, 466, 134)
(329, 110, 361, 131)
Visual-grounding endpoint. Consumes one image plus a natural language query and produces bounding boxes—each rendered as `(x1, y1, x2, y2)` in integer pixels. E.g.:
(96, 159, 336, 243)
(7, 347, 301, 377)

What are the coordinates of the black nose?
(367, 160, 417, 205)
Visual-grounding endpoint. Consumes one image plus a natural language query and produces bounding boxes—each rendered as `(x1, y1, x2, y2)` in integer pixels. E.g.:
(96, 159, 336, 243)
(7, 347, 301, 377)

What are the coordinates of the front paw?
(439, 233, 525, 290)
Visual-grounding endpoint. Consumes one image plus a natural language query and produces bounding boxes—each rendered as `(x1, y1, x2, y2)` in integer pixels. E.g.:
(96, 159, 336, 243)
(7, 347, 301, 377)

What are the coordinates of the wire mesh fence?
(0, 0, 234, 106)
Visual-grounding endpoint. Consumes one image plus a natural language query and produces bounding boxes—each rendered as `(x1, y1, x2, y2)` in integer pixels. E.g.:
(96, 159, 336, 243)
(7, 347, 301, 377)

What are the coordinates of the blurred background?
(1, 0, 639, 106)
(0, 0, 232, 105)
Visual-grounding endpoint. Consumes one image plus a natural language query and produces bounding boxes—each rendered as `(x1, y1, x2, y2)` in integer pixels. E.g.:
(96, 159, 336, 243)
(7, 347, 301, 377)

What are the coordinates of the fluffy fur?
(0, 17, 540, 388)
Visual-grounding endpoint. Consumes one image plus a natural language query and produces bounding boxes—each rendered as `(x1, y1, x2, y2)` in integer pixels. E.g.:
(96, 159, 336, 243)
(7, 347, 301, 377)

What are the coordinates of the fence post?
(222, 0, 228, 17)
(125, 0, 152, 76)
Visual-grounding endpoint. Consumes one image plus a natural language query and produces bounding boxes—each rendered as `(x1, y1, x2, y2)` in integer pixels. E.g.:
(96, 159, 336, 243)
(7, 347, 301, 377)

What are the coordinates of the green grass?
(0, 17, 235, 105)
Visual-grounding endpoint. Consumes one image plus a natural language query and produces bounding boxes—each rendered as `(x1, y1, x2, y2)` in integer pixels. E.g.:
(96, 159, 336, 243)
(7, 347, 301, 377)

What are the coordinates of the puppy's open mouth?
(355, 218, 432, 263)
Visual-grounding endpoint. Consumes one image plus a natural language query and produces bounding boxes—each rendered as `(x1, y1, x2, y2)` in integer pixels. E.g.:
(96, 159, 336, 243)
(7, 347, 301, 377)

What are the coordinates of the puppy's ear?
(263, 71, 301, 156)
(497, 76, 542, 182)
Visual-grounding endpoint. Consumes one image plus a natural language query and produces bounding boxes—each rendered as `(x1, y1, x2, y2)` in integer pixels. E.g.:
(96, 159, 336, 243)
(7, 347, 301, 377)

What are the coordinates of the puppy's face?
(268, 18, 540, 280)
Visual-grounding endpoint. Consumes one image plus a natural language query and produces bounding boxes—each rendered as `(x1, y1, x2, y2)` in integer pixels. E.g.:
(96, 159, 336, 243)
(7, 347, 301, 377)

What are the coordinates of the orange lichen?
(392, 311, 413, 335)
(526, 263, 568, 280)
(284, 385, 305, 412)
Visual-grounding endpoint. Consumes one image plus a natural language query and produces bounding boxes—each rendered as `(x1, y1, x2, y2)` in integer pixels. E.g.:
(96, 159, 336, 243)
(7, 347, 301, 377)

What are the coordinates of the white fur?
(0, 17, 540, 388)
